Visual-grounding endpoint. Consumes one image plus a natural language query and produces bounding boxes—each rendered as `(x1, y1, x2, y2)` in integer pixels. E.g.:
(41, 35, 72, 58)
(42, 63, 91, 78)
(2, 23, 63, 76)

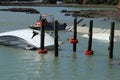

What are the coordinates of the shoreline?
(0, 3, 120, 20)
(0, 2, 116, 8)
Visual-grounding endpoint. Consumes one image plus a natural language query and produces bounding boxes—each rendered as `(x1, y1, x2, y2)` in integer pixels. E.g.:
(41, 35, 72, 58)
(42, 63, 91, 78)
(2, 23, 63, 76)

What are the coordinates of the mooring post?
(73, 17, 77, 52)
(68, 18, 78, 51)
(109, 22, 115, 59)
(54, 20, 59, 57)
(40, 19, 45, 50)
(38, 19, 47, 53)
(84, 20, 94, 55)
(88, 20, 93, 51)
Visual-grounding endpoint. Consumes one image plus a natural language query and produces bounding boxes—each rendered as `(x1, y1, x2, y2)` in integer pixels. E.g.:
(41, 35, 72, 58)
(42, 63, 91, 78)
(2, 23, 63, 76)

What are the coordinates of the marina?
(0, 6, 120, 80)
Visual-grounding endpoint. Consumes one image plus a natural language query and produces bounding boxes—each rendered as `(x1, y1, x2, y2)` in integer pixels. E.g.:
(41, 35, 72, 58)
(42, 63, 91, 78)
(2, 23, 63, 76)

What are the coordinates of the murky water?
(0, 6, 120, 80)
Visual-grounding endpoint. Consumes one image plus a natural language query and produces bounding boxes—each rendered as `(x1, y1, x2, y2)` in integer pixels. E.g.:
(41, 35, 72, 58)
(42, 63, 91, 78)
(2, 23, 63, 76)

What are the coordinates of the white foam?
(82, 33, 110, 41)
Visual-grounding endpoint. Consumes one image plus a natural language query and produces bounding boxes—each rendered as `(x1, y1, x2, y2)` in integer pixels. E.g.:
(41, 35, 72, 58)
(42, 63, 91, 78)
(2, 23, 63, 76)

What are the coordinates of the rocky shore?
(0, 1, 120, 20)
(61, 8, 120, 21)
(73, 9, 120, 20)
(0, 8, 40, 14)
(0, 1, 116, 8)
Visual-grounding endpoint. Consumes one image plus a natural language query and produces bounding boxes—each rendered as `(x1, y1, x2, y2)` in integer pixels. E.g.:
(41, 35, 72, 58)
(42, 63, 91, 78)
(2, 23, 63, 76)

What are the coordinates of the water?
(0, 6, 120, 80)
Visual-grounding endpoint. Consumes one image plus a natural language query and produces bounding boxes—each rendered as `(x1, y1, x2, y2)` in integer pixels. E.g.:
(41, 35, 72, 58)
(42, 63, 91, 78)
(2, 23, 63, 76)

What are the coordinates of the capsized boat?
(0, 29, 55, 50)
(29, 14, 67, 30)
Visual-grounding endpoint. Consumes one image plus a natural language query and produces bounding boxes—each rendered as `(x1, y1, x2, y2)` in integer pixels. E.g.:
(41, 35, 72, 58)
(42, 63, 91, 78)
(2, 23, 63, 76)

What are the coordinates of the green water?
(0, 6, 120, 80)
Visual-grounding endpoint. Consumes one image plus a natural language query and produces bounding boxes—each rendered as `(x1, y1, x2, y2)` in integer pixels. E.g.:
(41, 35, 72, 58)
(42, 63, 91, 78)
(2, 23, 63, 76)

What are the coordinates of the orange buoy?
(38, 49, 48, 54)
(84, 50, 93, 55)
(68, 38, 78, 44)
(35, 21, 41, 27)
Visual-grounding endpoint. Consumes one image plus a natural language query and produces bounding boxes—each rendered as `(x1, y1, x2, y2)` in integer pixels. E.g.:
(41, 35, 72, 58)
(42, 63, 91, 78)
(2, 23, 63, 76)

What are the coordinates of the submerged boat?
(29, 14, 67, 30)
(0, 29, 55, 50)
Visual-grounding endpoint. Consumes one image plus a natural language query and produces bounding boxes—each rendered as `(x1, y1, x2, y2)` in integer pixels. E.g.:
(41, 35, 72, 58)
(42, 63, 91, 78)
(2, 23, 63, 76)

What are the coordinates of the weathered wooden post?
(109, 22, 115, 59)
(73, 18, 77, 52)
(54, 20, 59, 57)
(40, 19, 45, 50)
(88, 20, 93, 51)
(38, 19, 47, 53)
(84, 20, 94, 55)
(68, 18, 78, 52)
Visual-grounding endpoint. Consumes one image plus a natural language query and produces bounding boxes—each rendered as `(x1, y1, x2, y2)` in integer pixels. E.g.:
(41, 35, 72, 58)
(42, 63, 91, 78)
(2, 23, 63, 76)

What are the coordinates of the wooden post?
(73, 18, 77, 52)
(84, 20, 93, 55)
(109, 22, 115, 59)
(40, 19, 45, 50)
(88, 20, 93, 51)
(38, 19, 47, 53)
(54, 20, 59, 57)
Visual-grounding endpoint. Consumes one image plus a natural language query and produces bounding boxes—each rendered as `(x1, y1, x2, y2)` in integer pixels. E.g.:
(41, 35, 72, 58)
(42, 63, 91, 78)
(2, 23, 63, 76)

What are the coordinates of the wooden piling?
(38, 19, 47, 53)
(54, 20, 59, 57)
(73, 18, 77, 52)
(109, 22, 115, 59)
(40, 19, 45, 50)
(88, 20, 93, 51)
(84, 20, 93, 55)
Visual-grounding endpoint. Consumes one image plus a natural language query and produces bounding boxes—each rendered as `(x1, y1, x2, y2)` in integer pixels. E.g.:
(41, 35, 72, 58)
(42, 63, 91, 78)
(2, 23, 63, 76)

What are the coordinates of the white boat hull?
(0, 29, 54, 50)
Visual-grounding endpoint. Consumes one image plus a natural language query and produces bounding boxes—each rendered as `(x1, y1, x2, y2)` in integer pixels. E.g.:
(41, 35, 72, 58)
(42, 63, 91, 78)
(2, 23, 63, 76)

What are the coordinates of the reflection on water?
(0, 6, 120, 80)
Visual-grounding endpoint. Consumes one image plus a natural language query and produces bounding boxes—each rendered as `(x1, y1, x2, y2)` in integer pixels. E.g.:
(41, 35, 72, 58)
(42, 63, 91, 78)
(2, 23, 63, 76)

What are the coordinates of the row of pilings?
(38, 18, 115, 59)
(37, 10, 116, 59)
(67, 18, 115, 59)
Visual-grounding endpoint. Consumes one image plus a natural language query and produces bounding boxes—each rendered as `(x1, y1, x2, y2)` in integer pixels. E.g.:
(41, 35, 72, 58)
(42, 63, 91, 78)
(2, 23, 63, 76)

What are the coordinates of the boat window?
(0, 35, 36, 49)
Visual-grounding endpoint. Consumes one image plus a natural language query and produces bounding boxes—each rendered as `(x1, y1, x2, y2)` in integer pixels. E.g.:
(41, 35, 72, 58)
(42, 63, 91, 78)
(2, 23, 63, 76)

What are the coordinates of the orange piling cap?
(38, 49, 48, 54)
(84, 50, 93, 55)
(68, 38, 78, 44)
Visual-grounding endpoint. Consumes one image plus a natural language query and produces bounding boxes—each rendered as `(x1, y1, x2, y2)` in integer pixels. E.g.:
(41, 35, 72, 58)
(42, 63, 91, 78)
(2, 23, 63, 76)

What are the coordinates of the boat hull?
(0, 29, 54, 50)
